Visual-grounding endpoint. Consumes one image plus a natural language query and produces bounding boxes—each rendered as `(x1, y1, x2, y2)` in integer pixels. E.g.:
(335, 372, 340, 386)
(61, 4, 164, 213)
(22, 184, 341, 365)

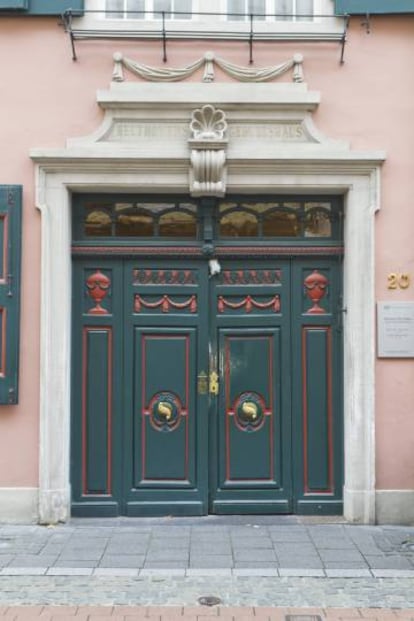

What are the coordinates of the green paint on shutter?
(28, 0, 84, 15)
(0, 0, 84, 14)
(0, 186, 21, 405)
(335, 0, 414, 14)
(0, 0, 28, 9)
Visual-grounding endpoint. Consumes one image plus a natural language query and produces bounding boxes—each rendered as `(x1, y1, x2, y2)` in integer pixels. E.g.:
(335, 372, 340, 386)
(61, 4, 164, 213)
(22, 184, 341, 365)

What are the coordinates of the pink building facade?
(0, 0, 413, 524)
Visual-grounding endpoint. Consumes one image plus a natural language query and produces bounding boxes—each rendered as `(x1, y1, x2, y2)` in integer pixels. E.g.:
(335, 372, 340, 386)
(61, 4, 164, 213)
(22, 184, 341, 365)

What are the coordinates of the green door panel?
(83, 328, 113, 494)
(209, 261, 292, 514)
(132, 328, 197, 484)
(291, 259, 343, 515)
(71, 260, 123, 517)
(219, 329, 283, 484)
(123, 261, 209, 516)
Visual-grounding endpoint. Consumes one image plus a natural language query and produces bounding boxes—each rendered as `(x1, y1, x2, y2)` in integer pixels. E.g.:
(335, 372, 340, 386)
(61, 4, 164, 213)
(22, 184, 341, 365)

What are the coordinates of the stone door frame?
(31, 82, 385, 524)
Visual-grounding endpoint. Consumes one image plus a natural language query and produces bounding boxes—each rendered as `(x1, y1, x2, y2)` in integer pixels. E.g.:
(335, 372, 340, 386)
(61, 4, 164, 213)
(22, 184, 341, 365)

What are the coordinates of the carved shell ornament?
(190, 105, 228, 140)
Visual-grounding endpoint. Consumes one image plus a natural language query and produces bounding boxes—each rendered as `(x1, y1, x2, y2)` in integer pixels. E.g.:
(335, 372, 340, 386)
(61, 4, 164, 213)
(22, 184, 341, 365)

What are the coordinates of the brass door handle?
(241, 401, 258, 420)
(157, 401, 173, 421)
(209, 371, 219, 395)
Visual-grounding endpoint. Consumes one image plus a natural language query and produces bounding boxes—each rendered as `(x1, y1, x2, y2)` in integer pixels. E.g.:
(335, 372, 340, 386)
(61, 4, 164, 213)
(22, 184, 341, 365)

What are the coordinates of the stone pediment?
(68, 82, 348, 160)
(64, 81, 351, 197)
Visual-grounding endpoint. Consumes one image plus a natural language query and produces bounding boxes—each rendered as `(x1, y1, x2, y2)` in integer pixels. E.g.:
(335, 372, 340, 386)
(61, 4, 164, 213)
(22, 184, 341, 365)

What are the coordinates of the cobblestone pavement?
(0, 575, 413, 608)
(0, 517, 414, 576)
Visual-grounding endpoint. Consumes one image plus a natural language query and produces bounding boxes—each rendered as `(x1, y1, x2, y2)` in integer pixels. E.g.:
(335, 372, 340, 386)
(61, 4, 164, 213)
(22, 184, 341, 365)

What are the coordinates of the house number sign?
(377, 302, 414, 358)
(387, 273, 410, 289)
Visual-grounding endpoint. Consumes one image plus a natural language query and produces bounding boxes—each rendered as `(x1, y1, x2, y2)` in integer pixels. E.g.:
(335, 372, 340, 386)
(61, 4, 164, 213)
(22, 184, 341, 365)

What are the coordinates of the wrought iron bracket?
(339, 14, 350, 64)
(61, 10, 350, 65)
(361, 13, 371, 34)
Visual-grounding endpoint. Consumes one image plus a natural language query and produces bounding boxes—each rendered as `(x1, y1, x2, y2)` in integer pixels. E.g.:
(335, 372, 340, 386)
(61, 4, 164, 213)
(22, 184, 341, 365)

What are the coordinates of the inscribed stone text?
(229, 124, 306, 142)
(104, 121, 307, 143)
(106, 122, 188, 142)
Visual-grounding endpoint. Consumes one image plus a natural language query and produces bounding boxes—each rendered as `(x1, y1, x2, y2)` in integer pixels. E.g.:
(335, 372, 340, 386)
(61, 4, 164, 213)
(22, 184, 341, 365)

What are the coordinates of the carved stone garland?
(112, 51, 304, 83)
(188, 104, 228, 197)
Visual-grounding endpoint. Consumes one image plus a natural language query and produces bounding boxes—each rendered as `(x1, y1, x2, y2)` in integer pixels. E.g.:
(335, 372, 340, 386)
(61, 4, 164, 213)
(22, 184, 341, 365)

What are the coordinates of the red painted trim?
(72, 245, 203, 256)
(302, 326, 334, 495)
(82, 326, 113, 496)
(185, 335, 189, 481)
(221, 269, 282, 285)
(0, 214, 8, 284)
(133, 268, 197, 285)
(141, 334, 147, 482)
(0, 308, 6, 377)
(225, 338, 231, 482)
(225, 335, 274, 483)
(107, 329, 113, 495)
(327, 328, 334, 493)
(218, 295, 280, 314)
(82, 329, 87, 496)
(72, 245, 343, 258)
(268, 335, 274, 482)
(141, 334, 190, 483)
(135, 294, 197, 313)
(217, 246, 343, 257)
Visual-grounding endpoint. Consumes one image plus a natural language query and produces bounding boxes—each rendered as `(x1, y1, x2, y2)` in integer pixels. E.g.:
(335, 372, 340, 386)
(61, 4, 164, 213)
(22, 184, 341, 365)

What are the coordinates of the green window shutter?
(0, 0, 84, 13)
(28, 0, 84, 15)
(0, 0, 28, 9)
(336, 0, 414, 13)
(0, 186, 21, 405)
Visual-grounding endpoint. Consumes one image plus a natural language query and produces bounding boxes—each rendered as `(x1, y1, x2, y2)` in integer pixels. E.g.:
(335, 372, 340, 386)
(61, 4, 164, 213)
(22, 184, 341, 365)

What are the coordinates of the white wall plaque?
(377, 302, 414, 357)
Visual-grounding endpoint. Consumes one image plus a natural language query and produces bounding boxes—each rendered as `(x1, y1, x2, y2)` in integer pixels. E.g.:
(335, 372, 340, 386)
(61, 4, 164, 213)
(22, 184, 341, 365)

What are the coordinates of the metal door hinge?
(197, 371, 208, 395)
(8, 387, 16, 404)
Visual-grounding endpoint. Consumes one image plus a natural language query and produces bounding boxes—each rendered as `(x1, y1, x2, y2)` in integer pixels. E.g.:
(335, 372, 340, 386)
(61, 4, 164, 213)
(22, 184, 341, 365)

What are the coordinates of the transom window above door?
(72, 194, 343, 244)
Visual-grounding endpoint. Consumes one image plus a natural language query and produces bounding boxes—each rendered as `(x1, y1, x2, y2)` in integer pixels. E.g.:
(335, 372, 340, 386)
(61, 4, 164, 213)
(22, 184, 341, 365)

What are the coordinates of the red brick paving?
(0, 607, 411, 621)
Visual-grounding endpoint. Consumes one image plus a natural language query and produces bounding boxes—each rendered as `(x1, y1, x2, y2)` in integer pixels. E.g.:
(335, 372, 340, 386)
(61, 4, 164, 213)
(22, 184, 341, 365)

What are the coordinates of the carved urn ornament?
(188, 104, 228, 197)
(304, 270, 328, 314)
(86, 269, 110, 315)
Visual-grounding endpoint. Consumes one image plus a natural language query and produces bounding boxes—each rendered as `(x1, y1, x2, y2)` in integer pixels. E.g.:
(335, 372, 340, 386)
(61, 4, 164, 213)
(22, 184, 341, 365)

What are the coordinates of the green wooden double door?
(71, 257, 343, 516)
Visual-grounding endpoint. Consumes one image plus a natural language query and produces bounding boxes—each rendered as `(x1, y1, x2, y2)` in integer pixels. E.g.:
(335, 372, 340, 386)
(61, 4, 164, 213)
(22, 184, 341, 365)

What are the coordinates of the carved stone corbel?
(188, 104, 228, 197)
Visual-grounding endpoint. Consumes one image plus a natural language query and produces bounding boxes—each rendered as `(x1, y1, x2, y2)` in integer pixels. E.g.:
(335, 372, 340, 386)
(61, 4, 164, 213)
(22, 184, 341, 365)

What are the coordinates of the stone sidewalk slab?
(46, 568, 94, 576)
(4, 567, 414, 578)
(0, 567, 376, 577)
(0, 517, 413, 576)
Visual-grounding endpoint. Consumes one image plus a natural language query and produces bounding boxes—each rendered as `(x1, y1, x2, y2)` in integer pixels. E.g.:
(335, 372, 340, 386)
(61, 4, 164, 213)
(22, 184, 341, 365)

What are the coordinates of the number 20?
(388, 273, 410, 289)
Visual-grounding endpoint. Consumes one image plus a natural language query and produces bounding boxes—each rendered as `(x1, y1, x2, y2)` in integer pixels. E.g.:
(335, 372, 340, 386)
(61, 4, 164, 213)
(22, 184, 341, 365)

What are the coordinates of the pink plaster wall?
(0, 15, 413, 490)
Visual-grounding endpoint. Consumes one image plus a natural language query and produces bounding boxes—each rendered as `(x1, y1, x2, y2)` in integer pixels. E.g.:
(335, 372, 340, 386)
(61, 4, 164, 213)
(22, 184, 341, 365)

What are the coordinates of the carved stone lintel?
(188, 104, 228, 197)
